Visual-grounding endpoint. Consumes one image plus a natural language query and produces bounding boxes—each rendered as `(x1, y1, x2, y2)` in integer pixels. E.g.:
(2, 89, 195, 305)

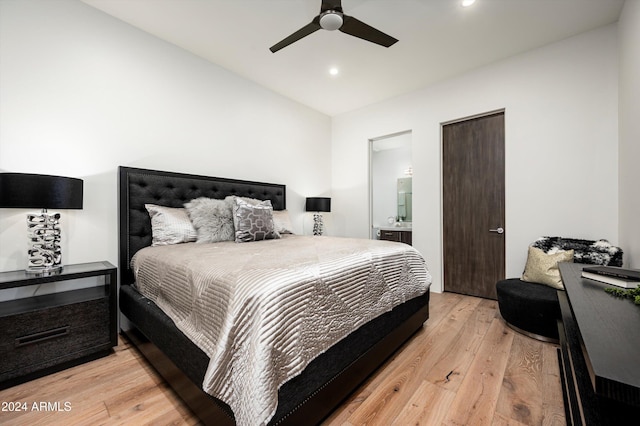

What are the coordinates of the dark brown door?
(442, 112, 505, 299)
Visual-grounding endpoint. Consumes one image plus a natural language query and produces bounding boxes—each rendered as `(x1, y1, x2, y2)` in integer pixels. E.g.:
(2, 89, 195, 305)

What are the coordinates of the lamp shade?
(305, 197, 331, 213)
(0, 173, 83, 209)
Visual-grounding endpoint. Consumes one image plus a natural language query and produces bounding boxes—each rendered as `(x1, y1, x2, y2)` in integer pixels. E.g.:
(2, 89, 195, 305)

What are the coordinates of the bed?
(118, 166, 431, 425)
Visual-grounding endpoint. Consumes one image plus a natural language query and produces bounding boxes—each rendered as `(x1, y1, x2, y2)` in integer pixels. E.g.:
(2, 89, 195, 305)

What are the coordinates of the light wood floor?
(0, 292, 566, 426)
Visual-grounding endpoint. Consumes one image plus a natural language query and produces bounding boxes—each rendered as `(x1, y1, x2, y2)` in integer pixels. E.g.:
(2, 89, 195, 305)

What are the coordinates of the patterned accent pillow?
(145, 204, 197, 246)
(233, 198, 280, 242)
(224, 195, 267, 207)
(273, 210, 295, 234)
(184, 197, 235, 243)
(521, 246, 574, 289)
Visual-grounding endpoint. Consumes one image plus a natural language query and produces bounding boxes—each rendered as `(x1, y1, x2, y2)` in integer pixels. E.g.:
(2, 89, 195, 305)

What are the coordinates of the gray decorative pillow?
(273, 210, 294, 234)
(145, 204, 197, 246)
(184, 197, 234, 243)
(233, 198, 280, 242)
(225, 195, 265, 206)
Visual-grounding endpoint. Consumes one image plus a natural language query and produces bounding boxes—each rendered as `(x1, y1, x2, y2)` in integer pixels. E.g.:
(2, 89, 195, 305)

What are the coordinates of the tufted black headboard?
(118, 166, 286, 286)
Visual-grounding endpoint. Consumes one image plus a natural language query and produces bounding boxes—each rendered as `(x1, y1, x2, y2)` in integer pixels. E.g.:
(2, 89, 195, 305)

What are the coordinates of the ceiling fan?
(269, 0, 398, 53)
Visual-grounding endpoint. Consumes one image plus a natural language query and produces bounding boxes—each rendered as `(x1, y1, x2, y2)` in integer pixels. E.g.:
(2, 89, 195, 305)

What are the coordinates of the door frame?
(440, 108, 506, 297)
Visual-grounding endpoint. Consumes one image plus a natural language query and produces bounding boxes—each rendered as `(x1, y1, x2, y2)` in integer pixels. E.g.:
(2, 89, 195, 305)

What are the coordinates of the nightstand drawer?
(0, 297, 110, 381)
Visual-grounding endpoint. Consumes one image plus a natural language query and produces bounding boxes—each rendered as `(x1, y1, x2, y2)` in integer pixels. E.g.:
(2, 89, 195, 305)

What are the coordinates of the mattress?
(132, 235, 431, 426)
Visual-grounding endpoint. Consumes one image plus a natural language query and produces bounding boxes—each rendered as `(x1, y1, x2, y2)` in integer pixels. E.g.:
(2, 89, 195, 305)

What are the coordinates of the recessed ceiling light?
(462, 0, 476, 7)
(329, 67, 339, 76)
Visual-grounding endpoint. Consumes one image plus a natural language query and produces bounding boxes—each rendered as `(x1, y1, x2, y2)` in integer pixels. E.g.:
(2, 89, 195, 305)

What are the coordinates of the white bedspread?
(132, 235, 431, 426)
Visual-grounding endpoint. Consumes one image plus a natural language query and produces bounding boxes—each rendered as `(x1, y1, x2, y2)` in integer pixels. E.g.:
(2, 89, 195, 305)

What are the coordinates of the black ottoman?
(496, 278, 560, 342)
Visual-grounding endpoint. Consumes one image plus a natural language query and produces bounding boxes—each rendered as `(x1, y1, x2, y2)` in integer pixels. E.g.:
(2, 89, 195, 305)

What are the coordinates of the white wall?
(618, 0, 640, 268)
(332, 25, 619, 292)
(0, 0, 331, 273)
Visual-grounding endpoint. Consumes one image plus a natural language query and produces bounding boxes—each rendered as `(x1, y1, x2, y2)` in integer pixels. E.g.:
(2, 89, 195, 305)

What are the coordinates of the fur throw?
(531, 236, 623, 267)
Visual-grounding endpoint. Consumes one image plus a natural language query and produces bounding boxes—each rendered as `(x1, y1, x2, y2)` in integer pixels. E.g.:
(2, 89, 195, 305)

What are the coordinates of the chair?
(496, 237, 622, 342)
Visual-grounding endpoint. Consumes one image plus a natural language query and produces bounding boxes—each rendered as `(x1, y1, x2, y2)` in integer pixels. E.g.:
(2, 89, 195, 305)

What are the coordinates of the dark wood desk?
(557, 262, 640, 425)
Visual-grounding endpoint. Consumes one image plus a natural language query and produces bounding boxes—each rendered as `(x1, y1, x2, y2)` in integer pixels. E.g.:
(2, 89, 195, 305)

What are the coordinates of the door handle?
(489, 227, 504, 234)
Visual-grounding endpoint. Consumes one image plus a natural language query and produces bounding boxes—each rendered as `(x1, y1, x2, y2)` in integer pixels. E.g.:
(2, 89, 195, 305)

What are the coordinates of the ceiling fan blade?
(321, 0, 343, 13)
(339, 15, 398, 48)
(270, 20, 321, 53)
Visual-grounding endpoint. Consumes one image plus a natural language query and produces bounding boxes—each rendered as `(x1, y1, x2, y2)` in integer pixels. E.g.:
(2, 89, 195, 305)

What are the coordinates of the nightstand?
(0, 261, 117, 389)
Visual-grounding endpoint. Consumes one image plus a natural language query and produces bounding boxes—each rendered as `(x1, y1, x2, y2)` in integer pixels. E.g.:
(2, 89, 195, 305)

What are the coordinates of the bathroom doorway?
(369, 131, 413, 243)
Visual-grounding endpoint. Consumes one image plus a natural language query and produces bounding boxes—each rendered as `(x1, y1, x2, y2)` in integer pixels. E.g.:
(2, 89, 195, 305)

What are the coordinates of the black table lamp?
(0, 173, 83, 274)
(305, 197, 331, 236)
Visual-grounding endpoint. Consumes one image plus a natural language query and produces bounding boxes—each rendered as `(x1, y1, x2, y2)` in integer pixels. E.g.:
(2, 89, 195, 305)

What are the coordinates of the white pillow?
(273, 210, 294, 234)
(145, 204, 197, 246)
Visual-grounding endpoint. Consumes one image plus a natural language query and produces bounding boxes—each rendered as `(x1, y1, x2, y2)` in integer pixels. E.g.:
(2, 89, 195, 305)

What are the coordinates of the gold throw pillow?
(521, 246, 574, 289)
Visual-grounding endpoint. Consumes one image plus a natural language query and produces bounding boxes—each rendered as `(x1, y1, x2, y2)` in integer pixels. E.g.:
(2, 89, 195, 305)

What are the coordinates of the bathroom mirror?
(397, 177, 412, 222)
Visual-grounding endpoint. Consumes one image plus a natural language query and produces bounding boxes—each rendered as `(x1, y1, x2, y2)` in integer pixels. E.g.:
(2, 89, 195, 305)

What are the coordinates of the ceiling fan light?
(320, 11, 343, 31)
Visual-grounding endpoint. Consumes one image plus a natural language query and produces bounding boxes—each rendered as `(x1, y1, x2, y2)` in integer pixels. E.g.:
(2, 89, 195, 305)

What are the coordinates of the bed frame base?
(121, 299, 429, 426)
